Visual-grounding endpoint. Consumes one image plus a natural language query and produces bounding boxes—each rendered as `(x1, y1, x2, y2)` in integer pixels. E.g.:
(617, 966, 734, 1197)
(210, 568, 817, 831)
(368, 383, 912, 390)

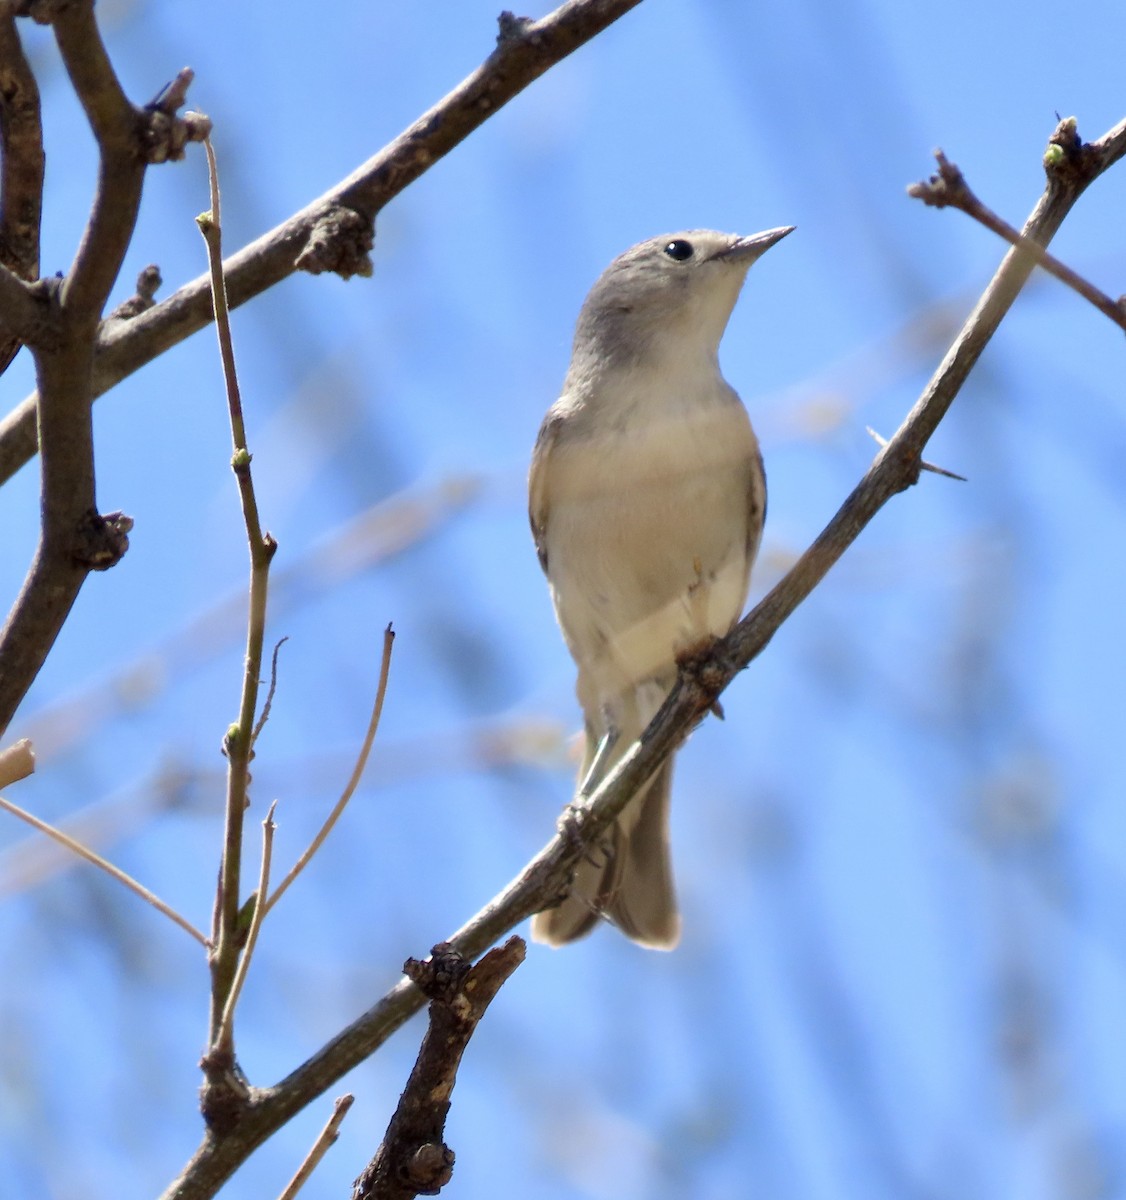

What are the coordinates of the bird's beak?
(713, 225, 795, 265)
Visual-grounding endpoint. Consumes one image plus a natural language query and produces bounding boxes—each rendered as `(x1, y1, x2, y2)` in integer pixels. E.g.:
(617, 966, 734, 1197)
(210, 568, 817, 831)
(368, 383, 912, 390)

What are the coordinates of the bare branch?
(909, 147, 1126, 333)
(156, 114, 1126, 1200)
(0, 0, 647, 488)
(197, 137, 279, 1067)
(351, 940, 526, 1200)
(263, 625, 395, 918)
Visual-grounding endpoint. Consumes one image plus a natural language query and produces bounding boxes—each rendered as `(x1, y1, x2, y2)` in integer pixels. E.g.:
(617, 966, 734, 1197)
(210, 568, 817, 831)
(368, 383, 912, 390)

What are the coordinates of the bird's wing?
(745, 444, 767, 565)
(528, 411, 562, 575)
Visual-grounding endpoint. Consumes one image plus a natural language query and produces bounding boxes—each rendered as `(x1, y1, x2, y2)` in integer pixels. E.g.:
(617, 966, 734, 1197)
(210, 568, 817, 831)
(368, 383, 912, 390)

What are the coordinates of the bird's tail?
(531, 712, 680, 950)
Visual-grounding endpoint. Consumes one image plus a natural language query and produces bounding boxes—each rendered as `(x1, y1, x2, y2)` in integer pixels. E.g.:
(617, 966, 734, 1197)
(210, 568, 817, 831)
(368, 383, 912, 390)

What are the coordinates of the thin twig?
(264, 624, 395, 917)
(908, 147, 1126, 333)
(276, 1094, 354, 1200)
(198, 135, 279, 1050)
(0, 738, 35, 789)
(0, 791, 207, 944)
(214, 801, 277, 1053)
(252, 636, 289, 747)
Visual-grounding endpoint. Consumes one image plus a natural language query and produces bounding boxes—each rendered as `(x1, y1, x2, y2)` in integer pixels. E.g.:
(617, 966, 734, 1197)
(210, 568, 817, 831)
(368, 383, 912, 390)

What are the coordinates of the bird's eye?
(663, 239, 694, 261)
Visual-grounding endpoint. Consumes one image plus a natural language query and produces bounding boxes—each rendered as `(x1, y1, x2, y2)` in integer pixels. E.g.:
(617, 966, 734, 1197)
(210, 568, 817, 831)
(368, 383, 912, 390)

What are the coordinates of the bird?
(528, 226, 793, 948)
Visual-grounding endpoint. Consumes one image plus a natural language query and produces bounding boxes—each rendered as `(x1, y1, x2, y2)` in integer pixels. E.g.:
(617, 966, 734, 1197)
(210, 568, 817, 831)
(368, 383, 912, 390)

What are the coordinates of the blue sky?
(1, 2, 1125, 1198)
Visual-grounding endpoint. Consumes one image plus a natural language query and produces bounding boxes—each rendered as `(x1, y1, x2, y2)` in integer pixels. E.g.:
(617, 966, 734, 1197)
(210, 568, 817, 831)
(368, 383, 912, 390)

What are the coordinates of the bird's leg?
(578, 712, 620, 799)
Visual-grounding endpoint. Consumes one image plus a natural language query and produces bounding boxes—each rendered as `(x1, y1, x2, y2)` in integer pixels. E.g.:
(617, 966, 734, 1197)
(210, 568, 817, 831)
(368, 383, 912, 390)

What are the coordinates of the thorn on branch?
(71, 508, 133, 570)
(295, 205, 375, 279)
(865, 427, 967, 481)
(108, 264, 162, 319)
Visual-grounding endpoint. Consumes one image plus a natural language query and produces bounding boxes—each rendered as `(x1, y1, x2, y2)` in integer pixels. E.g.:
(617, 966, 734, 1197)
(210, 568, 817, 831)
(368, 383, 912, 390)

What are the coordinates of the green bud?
(1043, 143, 1065, 170)
(237, 892, 258, 933)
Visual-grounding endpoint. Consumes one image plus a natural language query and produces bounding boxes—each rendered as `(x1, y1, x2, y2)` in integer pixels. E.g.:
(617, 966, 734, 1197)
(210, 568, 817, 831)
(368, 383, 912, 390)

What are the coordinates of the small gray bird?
(529, 226, 793, 949)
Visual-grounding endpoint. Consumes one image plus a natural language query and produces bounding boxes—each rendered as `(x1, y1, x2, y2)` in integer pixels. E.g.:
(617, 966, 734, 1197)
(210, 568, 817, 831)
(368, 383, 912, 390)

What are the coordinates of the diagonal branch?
(908, 145, 1126, 333)
(156, 113, 1126, 1200)
(0, 0, 647, 488)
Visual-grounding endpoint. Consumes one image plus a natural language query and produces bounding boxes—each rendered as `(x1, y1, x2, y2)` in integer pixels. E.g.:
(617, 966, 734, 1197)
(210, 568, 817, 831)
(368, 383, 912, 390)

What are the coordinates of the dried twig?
(252, 636, 289, 748)
(0, 788, 207, 944)
(264, 624, 395, 917)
